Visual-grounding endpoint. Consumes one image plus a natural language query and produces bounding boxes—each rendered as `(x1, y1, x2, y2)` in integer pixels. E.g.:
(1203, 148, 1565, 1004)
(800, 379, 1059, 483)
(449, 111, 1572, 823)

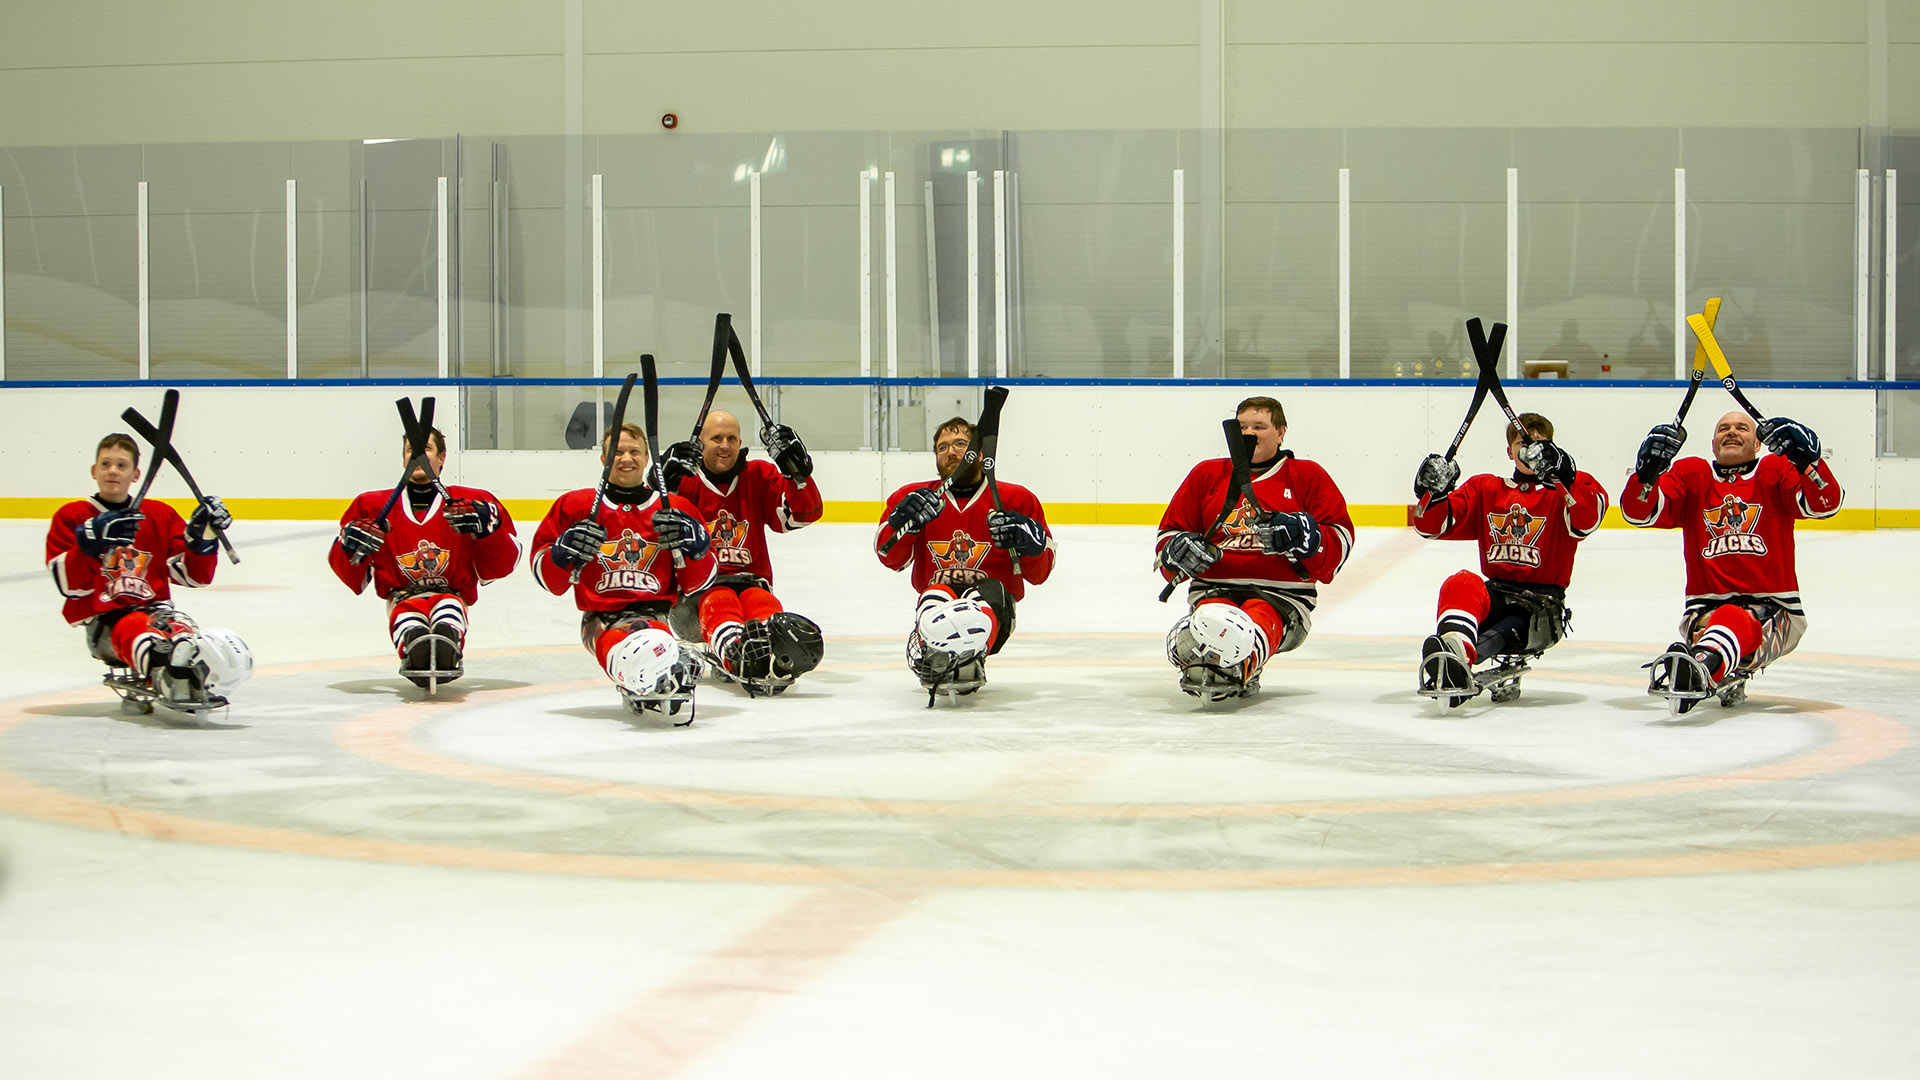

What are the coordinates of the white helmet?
(193, 627, 254, 694)
(606, 628, 686, 696)
(1172, 604, 1265, 668)
(915, 596, 994, 658)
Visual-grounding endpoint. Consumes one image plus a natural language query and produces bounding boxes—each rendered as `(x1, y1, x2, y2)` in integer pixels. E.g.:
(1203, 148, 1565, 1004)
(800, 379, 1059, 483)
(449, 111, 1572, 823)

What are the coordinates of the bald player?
(661, 411, 825, 696)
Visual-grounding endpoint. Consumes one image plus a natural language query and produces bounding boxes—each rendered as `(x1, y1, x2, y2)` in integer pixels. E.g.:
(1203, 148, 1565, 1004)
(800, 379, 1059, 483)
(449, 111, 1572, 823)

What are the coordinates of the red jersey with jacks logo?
(1619, 454, 1843, 603)
(46, 497, 217, 625)
(1155, 453, 1355, 600)
(531, 487, 719, 611)
(874, 480, 1055, 600)
(1412, 471, 1608, 587)
(672, 457, 823, 583)
(327, 485, 520, 605)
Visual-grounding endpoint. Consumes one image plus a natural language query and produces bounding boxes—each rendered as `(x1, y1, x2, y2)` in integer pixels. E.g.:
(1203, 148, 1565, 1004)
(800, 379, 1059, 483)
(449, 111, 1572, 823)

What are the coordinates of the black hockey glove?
(185, 495, 233, 553)
(339, 518, 388, 562)
(887, 486, 944, 535)
(444, 497, 501, 537)
(1258, 510, 1322, 560)
(550, 519, 608, 570)
(763, 424, 813, 483)
(1757, 417, 1820, 470)
(1634, 423, 1686, 484)
(1412, 453, 1461, 500)
(652, 507, 711, 560)
(660, 440, 702, 491)
(1517, 440, 1576, 485)
(1157, 531, 1219, 579)
(75, 508, 143, 558)
(988, 509, 1047, 558)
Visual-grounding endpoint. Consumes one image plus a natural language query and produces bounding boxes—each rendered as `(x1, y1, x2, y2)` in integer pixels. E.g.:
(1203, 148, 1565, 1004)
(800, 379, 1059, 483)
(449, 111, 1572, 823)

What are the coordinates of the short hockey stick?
(1636, 297, 1719, 499)
(879, 385, 1009, 556)
(1158, 417, 1250, 603)
(688, 313, 732, 445)
(124, 388, 179, 511)
(348, 396, 442, 565)
(1686, 310, 1831, 490)
(976, 386, 1020, 576)
(122, 397, 243, 564)
(1414, 328, 1500, 516)
(640, 353, 683, 569)
(723, 321, 777, 434)
(571, 372, 639, 584)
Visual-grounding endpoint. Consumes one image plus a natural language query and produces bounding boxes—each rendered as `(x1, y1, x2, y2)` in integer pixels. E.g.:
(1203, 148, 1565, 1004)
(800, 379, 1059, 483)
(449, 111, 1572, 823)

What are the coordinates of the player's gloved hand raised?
(887, 486, 944, 536)
(75, 508, 144, 558)
(1413, 454, 1461, 499)
(1635, 423, 1686, 484)
(445, 498, 500, 537)
(988, 509, 1047, 557)
(339, 518, 388, 562)
(1157, 531, 1219, 579)
(1757, 417, 1821, 470)
(1258, 510, 1322, 560)
(550, 519, 608, 570)
(1516, 440, 1576, 485)
(184, 496, 232, 555)
(652, 507, 711, 560)
(763, 424, 813, 483)
(660, 440, 702, 491)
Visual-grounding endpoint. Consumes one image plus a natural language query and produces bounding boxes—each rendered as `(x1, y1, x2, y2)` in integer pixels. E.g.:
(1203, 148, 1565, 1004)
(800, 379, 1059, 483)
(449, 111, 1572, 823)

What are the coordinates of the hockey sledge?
(620, 686, 696, 726)
(104, 665, 228, 719)
(400, 631, 464, 696)
(1645, 643, 1750, 716)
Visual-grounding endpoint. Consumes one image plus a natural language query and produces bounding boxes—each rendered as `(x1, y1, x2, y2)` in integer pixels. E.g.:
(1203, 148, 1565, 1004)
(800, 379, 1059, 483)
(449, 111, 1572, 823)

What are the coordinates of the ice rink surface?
(2, 518, 1918, 1079)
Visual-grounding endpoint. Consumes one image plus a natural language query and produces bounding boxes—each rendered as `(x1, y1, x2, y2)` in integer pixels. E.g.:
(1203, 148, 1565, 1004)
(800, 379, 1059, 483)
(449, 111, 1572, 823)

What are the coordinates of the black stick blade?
(976, 385, 1010, 440)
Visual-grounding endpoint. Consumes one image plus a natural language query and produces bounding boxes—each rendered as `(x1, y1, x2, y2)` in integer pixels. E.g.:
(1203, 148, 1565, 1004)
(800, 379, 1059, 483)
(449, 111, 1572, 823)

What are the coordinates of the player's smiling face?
(401, 437, 446, 484)
(701, 412, 742, 473)
(603, 431, 650, 487)
(91, 447, 139, 501)
(1236, 408, 1285, 464)
(1713, 412, 1759, 466)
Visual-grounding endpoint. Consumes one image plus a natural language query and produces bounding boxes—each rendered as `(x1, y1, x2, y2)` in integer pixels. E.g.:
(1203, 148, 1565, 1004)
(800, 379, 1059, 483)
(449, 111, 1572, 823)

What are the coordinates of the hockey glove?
(988, 509, 1047, 557)
(339, 518, 388, 561)
(1634, 423, 1686, 484)
(887, 486, 944, 535)
(763, 424, 814, 483)
(75, 509, 144, 558)
(549, 519, 608, 570)
(652, 507, 711, 560)
(1157, 531, 1219, 579)
(1258, 510, 1323, 560)
(444, 497, 501, 537)
(660, 440, 703, 491)
(1517, 440, 1577, 485)
(1412, 453, 1461, 500)
(1757, 417, 1821, 470)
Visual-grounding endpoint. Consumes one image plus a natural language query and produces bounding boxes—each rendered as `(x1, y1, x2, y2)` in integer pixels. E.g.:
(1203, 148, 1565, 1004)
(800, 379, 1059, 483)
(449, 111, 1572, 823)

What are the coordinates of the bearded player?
(1623, 410, 1842, 713)
(874, 416, 1055, 701)
(328, 424, 520, 691)
(47, 433, 250, 716)
(1411, 412, 1608, 706)
(531, 422, 718, 720)
(658, 410, 824, 696)
(1155, 397, 1354, 702)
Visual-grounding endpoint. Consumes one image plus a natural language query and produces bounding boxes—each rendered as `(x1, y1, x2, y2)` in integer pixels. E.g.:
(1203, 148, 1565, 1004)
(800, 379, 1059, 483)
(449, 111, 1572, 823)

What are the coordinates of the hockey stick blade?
(691, 313, 731, 443)
(126, 389, 180, 510)
(977, 386, 1019, 575)
(121, 398, 241, 563)
(725, 322, 777, 431)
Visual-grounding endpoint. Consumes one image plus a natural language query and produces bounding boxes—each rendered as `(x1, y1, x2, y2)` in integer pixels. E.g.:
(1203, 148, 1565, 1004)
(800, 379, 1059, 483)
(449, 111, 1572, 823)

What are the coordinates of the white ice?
(1, 519, 1918, 1080)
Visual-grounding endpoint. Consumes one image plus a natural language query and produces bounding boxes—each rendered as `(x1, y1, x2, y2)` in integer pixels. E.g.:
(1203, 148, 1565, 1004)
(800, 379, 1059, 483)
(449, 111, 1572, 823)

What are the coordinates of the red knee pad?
(1700, 605, 1762, 664)
(1436, 570, 1490, 623)
(698, 589, 746, 640)
(739, 586, 783, 623)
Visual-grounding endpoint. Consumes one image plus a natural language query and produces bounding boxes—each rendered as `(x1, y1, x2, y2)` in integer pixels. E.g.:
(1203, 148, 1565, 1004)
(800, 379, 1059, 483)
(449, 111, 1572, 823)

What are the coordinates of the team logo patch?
(396, 540, 451, 586)
(928, 529, 990, 587)
(1218, 497, 1265, 551)
(1485, 504, 1545, 567)
(1701, 495, 1766, 559)
(708, 509, 751, 568)
(595, 528, 664, 593)
(101, 546, 156, 601)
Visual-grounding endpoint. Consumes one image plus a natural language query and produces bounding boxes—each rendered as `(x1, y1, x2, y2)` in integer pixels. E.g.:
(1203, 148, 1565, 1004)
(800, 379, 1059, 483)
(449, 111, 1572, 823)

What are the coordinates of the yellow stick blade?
(1690, 298, 1722, 377)
(1686, 312, 1733, 379)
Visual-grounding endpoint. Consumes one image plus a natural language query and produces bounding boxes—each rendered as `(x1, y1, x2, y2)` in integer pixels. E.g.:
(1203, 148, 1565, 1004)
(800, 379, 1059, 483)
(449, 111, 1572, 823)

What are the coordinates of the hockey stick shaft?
(640, 353, 684, 569)
(1687, 311, 1829, 490)
(690, 313, 731, 443)
(1414, 361, 1493, 516)
(123, 395, 239, 563)
(726, 322, 777, 431)
(126, 389, 179, 510)
(1638, 299, 1720, 500)
(1158, 418, 1252, 602)
(570, 372, 638, 584)
(975, 386, 1019, 576)
(357, 396, 445, 563)
(879, 386, 1007, 556)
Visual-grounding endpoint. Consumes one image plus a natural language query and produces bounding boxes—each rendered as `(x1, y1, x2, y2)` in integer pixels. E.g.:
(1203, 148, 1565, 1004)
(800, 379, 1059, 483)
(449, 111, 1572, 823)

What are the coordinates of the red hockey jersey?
(1155, 453, 1355, 600)
(530, 487, 719, 611)
(1412, 471, 1608, 588)
(874, 480, 1055, 600)
(1618, 454, 1843, 610)
(327, 485, 521, 605)
(46, 497, 217, 626)
(672, 458, 823, 583)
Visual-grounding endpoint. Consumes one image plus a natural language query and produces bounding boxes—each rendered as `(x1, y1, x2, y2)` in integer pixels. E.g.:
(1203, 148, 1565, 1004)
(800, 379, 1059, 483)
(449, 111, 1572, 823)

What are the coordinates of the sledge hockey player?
(1155, 397, 1354, 701)
(874, 416, 1056, 701)
(46, 433, 250, 716)
(1411, 412, 1608, 706)
(327, 425, 520, 692)
(659, 410, 825, 696)
(1622, 410, 1842, 713)
(531, 422, 719, 721)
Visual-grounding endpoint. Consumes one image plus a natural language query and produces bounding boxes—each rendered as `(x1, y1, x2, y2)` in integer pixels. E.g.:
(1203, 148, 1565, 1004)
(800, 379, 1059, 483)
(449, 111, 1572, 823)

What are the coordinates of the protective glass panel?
(0, 144, 143, 379)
